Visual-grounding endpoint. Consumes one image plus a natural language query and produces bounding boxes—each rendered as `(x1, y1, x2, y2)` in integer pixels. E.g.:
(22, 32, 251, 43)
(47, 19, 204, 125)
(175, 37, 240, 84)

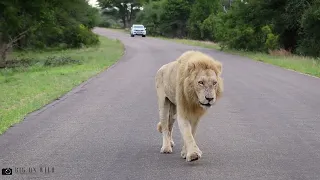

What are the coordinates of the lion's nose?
(205, 97, 214, 102)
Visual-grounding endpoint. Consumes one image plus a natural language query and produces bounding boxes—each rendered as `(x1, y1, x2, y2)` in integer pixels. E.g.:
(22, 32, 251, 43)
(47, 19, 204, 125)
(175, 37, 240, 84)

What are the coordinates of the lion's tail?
(157, 122, 162, 133)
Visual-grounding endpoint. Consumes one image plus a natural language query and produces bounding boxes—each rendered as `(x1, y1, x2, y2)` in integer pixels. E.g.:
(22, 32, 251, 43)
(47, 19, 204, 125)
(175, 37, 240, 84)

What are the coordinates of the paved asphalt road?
(1, 28, 320, 180)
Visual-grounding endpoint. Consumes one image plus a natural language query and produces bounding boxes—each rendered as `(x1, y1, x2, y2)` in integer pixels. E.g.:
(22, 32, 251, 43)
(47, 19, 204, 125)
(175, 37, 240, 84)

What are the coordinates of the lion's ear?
(187, 62, 196, 73)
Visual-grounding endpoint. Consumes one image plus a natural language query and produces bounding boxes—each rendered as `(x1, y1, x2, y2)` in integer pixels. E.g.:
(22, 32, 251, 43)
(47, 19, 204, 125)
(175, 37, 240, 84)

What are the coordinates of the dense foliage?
(132, 0, 320, 57)
(0, 0, 101, 67)
(97, 0, 144, 28)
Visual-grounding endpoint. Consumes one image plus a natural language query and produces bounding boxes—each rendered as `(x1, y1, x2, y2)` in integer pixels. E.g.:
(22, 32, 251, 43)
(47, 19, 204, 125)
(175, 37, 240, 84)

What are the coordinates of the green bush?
(209, 13, 229, 49)
(63, 24, 100, 48)
(262, 25, 279, 51)
(200, 14, 215, 41)
(210, 6, 280, 52)
(223, 24, 279, 52)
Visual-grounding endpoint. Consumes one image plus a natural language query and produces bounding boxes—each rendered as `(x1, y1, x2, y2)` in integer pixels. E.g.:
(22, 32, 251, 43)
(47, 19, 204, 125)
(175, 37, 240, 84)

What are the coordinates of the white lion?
(155, 50, 224, 162)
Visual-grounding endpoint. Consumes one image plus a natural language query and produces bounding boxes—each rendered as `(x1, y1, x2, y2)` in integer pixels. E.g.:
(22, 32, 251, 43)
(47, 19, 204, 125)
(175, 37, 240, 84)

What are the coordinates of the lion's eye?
(198, 81, 204, 85)
(213, 81, 217, 85)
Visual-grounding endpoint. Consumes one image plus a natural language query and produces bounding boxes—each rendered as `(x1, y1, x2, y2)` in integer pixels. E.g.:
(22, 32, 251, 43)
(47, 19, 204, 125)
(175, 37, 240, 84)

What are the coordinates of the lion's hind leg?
(157, 97, 173, 153)
(168, 103, 176, 147)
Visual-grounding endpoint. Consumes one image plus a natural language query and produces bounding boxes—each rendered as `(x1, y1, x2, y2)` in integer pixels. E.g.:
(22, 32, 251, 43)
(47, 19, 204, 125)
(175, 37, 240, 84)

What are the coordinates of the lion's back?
(155, 61, 178, 104)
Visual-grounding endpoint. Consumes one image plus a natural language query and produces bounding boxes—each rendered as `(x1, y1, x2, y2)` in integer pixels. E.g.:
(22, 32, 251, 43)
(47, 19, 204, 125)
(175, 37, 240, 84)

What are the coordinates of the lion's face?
(182, 54, 223, 111)
(193, 69, 219, 109)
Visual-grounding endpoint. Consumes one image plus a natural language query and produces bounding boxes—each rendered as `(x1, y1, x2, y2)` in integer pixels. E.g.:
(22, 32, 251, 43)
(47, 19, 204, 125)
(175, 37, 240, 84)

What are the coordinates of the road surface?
(1, 28, 320, 180)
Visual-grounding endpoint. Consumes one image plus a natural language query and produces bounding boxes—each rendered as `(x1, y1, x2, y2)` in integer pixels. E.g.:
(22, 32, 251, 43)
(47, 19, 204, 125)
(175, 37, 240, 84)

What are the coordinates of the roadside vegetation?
(158, 37, 320, 77)
(97, 0, 320, 77)
(0, 0, 124, 134)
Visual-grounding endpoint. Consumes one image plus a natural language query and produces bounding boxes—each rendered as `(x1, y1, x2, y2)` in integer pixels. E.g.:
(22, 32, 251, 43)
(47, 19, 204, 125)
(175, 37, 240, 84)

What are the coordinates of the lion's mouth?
(199, 102, 211, 107)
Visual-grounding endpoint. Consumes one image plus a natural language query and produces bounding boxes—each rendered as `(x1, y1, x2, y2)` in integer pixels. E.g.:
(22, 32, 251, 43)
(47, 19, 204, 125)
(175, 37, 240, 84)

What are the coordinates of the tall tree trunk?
(119, 3, 127, 28)
(128, 3, 134, 27)
(122, 16, 127, 28)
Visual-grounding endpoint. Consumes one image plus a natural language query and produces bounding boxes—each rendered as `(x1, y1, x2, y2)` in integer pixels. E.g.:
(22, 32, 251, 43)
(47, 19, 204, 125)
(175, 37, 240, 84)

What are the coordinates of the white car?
(130, 24, 147, 37)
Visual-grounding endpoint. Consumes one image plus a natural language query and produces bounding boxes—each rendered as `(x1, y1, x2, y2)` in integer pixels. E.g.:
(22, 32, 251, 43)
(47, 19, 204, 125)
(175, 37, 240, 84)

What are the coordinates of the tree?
(135, 0, 165, 35)
(98, 0, 143, 28)
(187, 0, 222, 39)
(160, 0, 191, 38)
(227, 0, 312, 52)
(297, 0, 320, 57)
(134, 0, 320, 57)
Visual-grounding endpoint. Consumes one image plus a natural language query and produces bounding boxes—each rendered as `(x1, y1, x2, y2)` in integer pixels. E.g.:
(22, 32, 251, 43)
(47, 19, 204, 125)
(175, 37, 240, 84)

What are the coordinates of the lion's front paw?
(186, 149, 202, 162)
(160, 146, 173, 154)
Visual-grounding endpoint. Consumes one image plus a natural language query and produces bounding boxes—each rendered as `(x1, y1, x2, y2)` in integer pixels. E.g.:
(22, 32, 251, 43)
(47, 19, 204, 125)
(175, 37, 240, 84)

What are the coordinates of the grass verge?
(0, 35, 124, 134)
(155, 36, 320, 78)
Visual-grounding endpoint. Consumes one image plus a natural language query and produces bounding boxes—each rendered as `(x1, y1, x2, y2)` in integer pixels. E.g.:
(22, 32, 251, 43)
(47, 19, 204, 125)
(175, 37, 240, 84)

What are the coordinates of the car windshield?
(133, 25, 144, 29)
